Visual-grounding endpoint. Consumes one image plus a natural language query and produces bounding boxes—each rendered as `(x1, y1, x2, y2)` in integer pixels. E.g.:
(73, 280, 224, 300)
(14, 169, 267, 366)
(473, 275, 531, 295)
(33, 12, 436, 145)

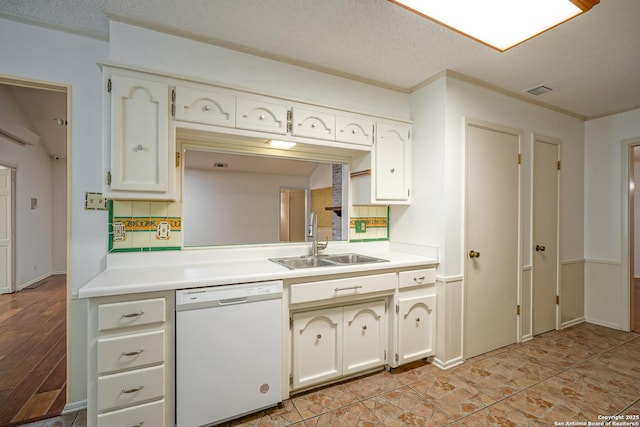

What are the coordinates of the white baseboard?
(584, 317, 621, 330)
(17, 272, 52, 290)
(432, 356, 464, 370)
(51, 270, 67, 275)
(561, 317, 585, 329)
(62, 399, 87, 414)
(520, 334, 534, 343)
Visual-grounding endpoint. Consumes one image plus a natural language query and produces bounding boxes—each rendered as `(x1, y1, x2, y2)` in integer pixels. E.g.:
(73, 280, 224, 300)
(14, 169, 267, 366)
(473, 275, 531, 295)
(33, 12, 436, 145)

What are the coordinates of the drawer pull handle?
(334, 285, 363, 292)
(128, 422, 145, 427)
(121, 385, 144, 394)
(121, 349, 144, 357)
(413, 276, 425, 283)
(122, 311, 144, 318)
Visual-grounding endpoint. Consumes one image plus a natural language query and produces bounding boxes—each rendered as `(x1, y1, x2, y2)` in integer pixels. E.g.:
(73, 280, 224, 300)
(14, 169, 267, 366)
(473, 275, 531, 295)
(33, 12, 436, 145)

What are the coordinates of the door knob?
(469, 250, 480, 259)
(536, 245, 546, 252)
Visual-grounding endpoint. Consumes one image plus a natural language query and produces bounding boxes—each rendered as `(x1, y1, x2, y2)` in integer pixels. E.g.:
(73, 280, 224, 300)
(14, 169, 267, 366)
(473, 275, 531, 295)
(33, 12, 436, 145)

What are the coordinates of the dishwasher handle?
(218, 297, 249, 306)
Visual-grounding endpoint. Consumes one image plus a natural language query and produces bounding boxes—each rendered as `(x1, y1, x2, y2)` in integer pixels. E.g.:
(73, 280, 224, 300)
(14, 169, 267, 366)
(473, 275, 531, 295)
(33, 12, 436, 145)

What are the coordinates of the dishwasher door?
(175, 281, 283, 427)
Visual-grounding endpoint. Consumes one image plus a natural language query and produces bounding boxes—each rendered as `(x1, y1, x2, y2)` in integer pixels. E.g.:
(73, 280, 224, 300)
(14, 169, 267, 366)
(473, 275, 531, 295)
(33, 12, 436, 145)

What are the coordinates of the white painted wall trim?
(16, 272, 51, 290)
(561, 317, 585, 329)
(432, 356, 464, 371)
(62, 399, 87, 414)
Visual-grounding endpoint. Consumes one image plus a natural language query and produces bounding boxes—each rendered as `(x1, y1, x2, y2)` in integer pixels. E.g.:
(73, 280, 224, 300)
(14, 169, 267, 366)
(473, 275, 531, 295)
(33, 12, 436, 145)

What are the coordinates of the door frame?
(531, 133, 561, 334)
(463, 118, 523, 358)
(623, 138, 640, 331)
(0, 163, 16, 293)
(0, 74, 71, 402)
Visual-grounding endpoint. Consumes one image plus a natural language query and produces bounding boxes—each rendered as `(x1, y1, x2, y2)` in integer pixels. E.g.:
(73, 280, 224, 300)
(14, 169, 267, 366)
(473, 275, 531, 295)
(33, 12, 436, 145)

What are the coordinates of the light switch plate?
(85, 192, 107, 210)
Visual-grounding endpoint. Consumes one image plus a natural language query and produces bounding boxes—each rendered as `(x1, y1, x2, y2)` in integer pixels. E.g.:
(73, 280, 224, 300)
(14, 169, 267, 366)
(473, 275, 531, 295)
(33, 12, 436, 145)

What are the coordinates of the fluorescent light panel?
(267, 140, 296, 149)
(391, 0, 593, 51)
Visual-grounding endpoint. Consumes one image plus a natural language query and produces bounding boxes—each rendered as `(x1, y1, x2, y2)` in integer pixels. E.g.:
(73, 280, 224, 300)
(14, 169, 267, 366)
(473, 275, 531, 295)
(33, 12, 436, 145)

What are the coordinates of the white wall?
(0, 85, 53, 287)
(52, 158, 67, 273)
(0, 18, 109, 404)
(584, 108, 640, 330)
(183, 169, 309, 246)
(635, 153, 640, 276)
(108, 22, 410, 120)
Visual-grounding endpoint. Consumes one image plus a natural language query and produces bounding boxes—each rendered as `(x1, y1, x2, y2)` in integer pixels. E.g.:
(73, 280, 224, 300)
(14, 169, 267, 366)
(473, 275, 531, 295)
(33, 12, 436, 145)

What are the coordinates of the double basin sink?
(269, 253, 388, 270)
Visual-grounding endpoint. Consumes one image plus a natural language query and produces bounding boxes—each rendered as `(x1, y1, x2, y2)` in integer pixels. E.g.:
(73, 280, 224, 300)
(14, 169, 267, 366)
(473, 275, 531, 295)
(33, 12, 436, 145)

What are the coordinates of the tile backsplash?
(349, 205, 389, 242)
(109, 200, 182, 252)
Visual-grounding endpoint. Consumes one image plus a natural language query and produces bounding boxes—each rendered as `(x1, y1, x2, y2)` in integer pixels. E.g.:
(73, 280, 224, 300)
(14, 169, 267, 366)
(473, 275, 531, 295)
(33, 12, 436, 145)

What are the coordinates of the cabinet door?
(375, 122, 411, 201)
(336, 114, 374, 146)
(292, 307, 342, 390)
(343, 301, 387, 375)
(174, 86, 235, 127)
(236, 97, 288, 135)
(397, 295, 435, 365)
(109, 74, 170, 193)
(291, 106, 335, 141)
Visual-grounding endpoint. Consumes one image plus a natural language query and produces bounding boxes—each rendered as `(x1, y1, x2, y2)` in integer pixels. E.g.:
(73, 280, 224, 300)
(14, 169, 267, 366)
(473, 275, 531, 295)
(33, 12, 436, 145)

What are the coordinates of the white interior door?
(0, 168, 12, 294)
(465, 123, 520, 358)
(533, 138, 560, 335)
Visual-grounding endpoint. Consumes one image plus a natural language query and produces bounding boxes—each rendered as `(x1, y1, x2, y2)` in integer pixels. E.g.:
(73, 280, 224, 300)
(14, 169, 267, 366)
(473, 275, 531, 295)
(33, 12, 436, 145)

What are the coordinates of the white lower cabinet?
(87, 291, 174, 427)
(292, 300, 387, 390)
(393, 268, 437, 367)
(397, 294, 436, 365)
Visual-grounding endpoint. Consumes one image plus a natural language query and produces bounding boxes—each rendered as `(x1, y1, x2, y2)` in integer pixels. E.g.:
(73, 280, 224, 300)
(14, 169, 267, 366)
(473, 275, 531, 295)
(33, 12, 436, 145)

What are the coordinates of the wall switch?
(85, 192, 107, 210)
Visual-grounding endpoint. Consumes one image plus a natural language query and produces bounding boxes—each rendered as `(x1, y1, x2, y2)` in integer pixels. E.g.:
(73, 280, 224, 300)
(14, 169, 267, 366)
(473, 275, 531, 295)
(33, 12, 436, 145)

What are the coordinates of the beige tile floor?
(20, 323, 640, 427)
(229, 323, 640, 427)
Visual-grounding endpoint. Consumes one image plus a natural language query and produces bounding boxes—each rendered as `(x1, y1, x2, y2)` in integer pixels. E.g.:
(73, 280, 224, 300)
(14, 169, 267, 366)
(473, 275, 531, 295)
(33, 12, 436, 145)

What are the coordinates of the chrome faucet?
(308, 211, 328, 256)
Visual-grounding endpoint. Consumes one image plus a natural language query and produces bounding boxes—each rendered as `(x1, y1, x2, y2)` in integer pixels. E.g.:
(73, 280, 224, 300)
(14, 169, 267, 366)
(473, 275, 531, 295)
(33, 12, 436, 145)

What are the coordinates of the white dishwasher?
(175, 281, 282, 427)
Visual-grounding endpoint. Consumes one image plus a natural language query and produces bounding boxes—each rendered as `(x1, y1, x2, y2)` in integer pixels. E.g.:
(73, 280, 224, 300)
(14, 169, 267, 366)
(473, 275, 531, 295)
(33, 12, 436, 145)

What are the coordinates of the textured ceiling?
(1, 0, 639, 119)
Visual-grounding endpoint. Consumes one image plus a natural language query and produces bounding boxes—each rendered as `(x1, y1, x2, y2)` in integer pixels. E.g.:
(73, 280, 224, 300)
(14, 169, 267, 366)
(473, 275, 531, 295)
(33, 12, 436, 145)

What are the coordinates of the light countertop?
(78, 243, 438, 298)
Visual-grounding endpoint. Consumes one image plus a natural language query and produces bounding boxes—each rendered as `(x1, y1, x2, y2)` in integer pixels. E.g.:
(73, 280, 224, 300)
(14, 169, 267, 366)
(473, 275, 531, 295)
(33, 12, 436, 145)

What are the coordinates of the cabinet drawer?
(398, 268, 436, 289)
(97, 364, 165, 412)
(236, 97, 288, 135)
(97, 399, 164, 427)
(290, 273, 396, 304)
(174, 86, 235, 127)
(291, 106, 335, 140)
(98, 298, 166, 331)
(335, 114, 374, 146)
(97, 330, 165, 374)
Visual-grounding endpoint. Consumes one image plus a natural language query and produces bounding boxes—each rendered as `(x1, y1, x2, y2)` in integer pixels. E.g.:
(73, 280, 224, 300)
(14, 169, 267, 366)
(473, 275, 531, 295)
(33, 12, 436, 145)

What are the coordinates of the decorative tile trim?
(112, 217, 182, 232)
(349, 217, 388, 228)
(350, 205, 389, 242)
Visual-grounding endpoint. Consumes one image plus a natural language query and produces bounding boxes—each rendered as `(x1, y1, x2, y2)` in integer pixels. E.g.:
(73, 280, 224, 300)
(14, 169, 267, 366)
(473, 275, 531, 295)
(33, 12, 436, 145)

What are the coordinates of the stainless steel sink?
(269, 253, 388, 270)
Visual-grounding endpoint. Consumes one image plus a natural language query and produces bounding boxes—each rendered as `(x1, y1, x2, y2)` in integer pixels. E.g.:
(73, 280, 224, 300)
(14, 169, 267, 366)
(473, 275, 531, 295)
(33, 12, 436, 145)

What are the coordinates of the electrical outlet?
(85, 192, 107, 210)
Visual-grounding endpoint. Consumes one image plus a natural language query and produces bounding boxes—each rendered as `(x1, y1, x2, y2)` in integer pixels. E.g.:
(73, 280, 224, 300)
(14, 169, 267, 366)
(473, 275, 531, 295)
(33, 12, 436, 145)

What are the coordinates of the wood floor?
(0, 275, 67, 426)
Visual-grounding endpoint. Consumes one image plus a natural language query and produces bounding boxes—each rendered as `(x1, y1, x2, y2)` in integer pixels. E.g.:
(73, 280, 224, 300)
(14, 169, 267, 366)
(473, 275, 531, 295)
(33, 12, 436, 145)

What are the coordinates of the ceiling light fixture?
(389, 0, 599, 51)
(267, 140, 296, 149)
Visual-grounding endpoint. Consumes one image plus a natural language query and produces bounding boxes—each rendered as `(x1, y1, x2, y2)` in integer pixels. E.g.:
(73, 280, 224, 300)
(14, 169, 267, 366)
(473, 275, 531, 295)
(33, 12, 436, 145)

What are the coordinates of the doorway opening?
(0, 77, 69, 424)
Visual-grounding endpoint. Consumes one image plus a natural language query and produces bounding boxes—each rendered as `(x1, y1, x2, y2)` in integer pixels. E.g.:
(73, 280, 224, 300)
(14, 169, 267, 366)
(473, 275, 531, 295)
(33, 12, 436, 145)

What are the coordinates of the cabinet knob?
(469, 250, 480, 259)
(362, 325, 367, 331)
(259, 114, 265, 120)
(390, 168, 395, 174)
(352, 129, 358, 134)
(536, 244, 546, 252)
(416, 317, 421, 322)
(134, 144, 144, 152)
(204, 104, 211, 111)
(316, 334, 322, 340)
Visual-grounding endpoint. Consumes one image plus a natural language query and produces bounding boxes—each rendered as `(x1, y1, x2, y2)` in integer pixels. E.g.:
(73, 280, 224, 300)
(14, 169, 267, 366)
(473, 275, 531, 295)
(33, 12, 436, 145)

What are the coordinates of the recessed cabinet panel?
(110, 75, 169, 193)
(97, 364, 165, 412)
(236, 97, 288, 135)
(97, 330, 165, 374)
(291, 107, 335, 141)
(336, 114, 374, 146)
(397, 294, 435, 365)
(343, 301, 387, 375)
(292, 307, 343, 390)
(174, 86, 235, 127)
(375, 122, 411, 201)
(97, 399, 165, 427)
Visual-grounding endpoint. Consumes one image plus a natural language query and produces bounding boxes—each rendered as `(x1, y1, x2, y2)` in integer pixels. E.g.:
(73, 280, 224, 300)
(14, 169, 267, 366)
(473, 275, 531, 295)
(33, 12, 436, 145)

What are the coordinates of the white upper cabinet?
(236, 96, 289, 135)
(106, 73, 175, 200)
(174, 86, 235, 128)
(335, 113, 374, 146)
(291, 106, 335, 141)
(375, 122, 411, 201)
